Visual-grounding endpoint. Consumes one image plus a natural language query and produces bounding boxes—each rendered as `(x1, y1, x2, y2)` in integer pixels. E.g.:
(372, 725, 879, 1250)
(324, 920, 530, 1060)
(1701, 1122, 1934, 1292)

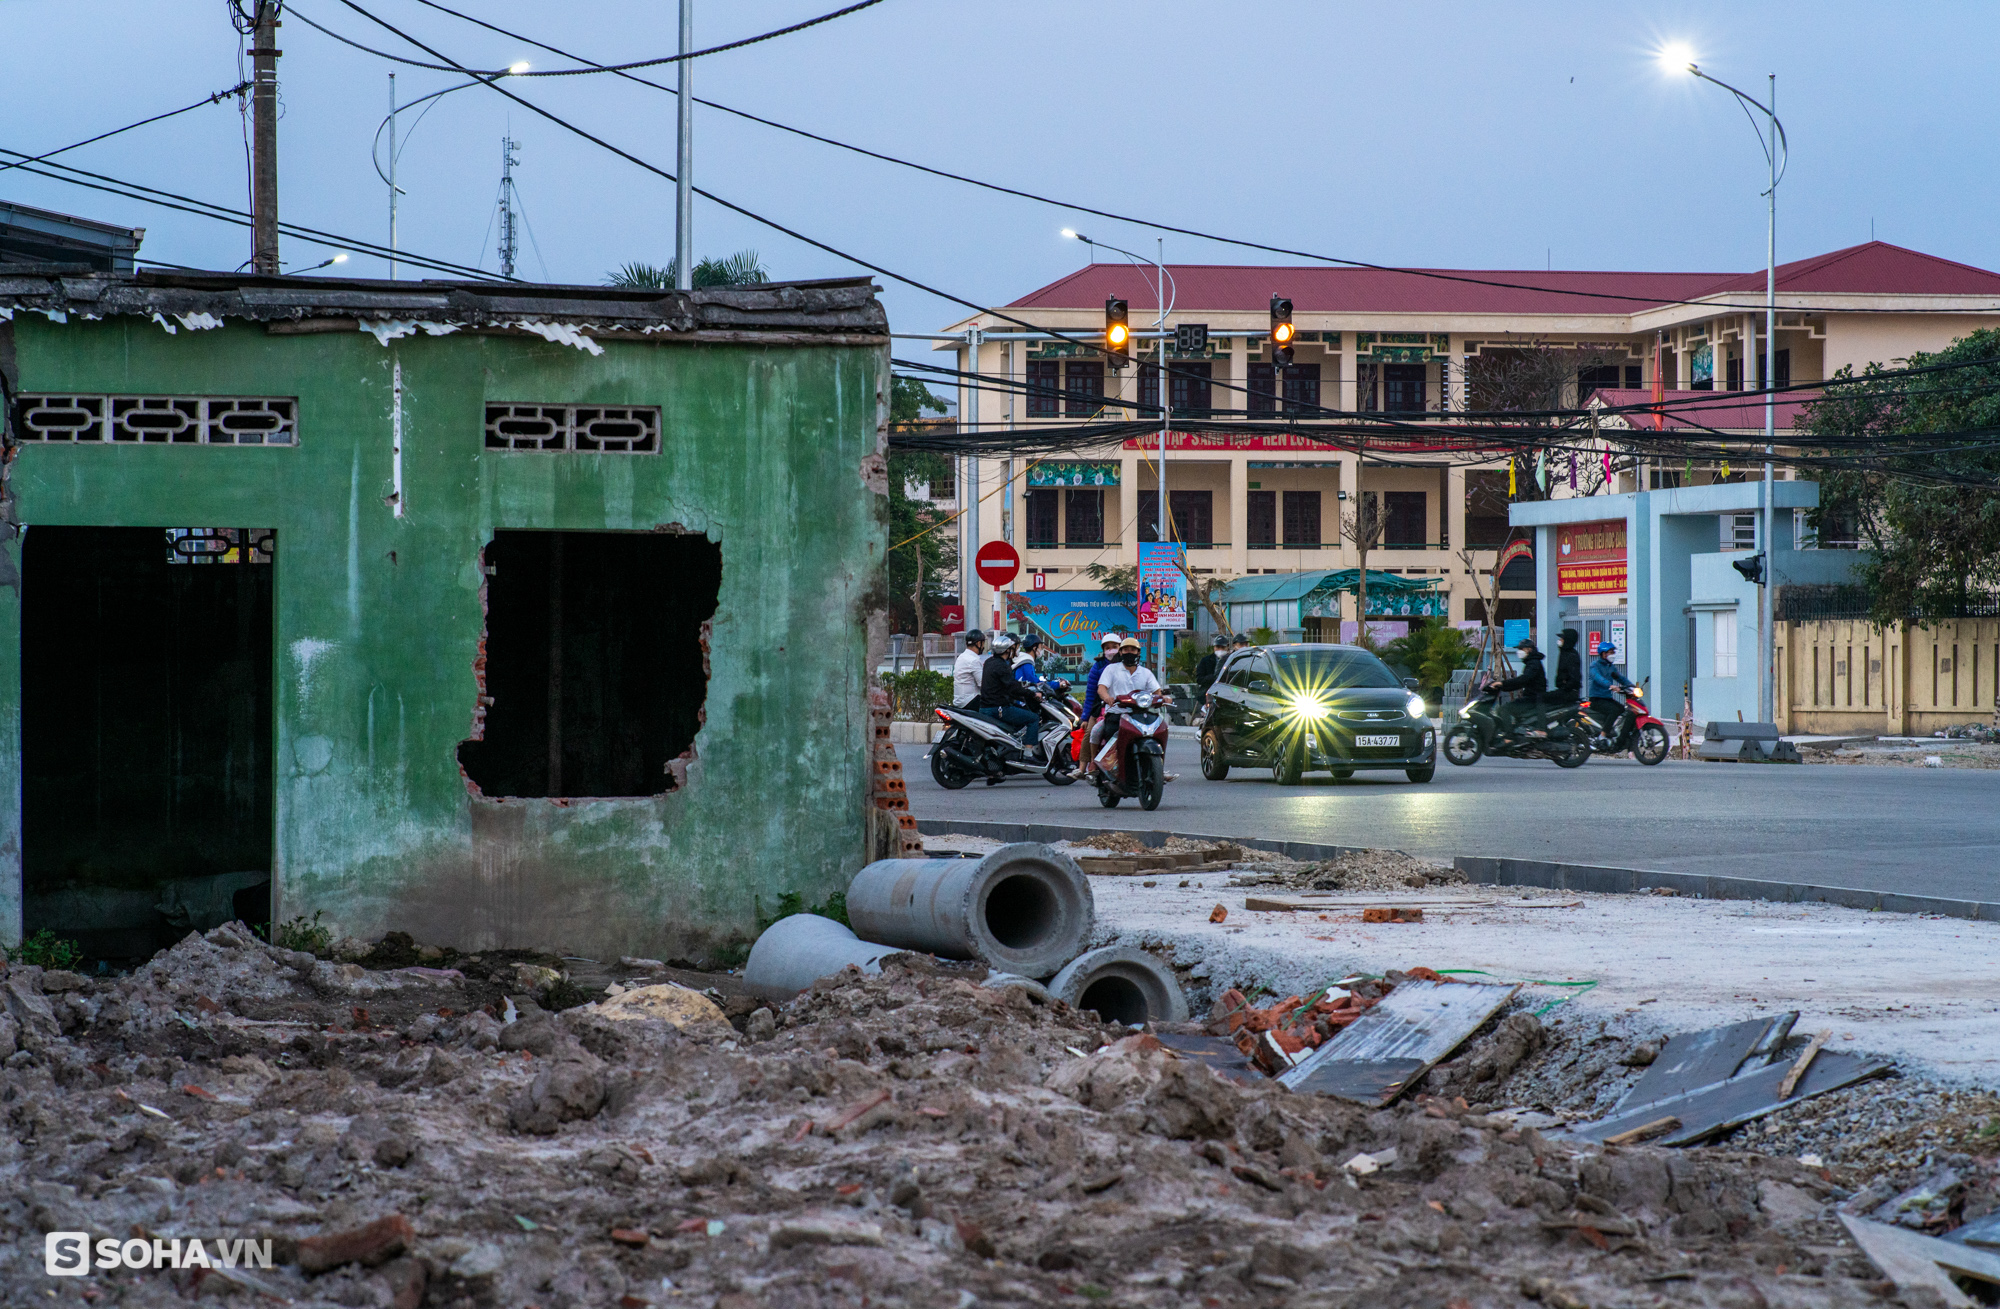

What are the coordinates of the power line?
(0, 82, 250, 176)
(284, 0, 883, 78)
(316, 0, 2000, 318)
(0, 148, 507, 281)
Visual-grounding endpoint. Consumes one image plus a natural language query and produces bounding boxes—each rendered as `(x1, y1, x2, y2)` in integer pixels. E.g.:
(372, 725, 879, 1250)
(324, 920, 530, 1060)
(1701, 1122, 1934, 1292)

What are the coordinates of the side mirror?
(1247, 677, 1272, 695)
(1402, 676, 1420, 692)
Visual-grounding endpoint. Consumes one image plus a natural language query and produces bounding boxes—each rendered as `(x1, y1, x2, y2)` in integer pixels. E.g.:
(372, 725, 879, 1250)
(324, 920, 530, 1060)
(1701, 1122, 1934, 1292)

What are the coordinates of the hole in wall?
(458, 529, 721, 798)
(22, 526, 275, 962)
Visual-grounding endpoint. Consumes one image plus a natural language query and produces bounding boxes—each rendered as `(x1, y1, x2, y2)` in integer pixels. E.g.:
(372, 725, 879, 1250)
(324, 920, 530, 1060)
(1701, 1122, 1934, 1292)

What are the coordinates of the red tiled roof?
(1005, 243, 2000, 315)
(1590, 387, 1816, 433)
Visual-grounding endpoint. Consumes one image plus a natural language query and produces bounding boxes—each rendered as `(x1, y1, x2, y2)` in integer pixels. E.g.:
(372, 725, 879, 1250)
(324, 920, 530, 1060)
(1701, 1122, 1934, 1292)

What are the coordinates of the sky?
(4, 1, 1999, 343)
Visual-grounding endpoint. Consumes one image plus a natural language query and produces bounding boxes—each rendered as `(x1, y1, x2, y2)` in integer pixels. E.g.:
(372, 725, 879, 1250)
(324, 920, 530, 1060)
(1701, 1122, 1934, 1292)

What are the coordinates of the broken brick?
(609, 1228, 650, 1248)
(297, 1214, 413, 1275)
(1361, 907, 1423, 924)
(1209, 904, 1228, 923)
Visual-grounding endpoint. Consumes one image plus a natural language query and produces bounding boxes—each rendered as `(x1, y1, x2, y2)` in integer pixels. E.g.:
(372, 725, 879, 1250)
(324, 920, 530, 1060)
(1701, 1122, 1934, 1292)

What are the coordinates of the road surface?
(897, 739, 2000, 905)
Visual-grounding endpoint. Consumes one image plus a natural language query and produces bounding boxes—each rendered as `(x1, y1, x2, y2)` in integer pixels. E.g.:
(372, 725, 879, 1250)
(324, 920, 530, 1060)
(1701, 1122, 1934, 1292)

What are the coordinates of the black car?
(1199, 643, 1436, 785)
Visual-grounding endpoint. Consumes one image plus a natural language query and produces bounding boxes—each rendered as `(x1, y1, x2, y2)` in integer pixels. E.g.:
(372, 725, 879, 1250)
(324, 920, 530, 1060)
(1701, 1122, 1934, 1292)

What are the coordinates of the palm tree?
(606, 250, 769, 289)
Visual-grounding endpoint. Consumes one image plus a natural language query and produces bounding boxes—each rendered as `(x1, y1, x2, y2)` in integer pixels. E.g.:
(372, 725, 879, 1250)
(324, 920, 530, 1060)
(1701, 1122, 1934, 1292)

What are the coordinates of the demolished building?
(0, 267, 892, 962)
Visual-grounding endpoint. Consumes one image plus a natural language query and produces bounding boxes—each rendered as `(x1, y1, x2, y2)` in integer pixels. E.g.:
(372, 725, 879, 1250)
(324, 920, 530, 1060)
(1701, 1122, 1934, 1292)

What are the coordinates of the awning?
(1005, 590, 1137, 650)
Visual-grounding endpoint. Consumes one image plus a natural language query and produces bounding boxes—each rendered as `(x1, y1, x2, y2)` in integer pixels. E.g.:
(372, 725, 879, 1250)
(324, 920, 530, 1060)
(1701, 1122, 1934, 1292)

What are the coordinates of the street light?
(1065, 228, 1177, 672)
(1662, 49, 1788, 724)
(290, 253, 349, 274)
(374, 63, 532, 279)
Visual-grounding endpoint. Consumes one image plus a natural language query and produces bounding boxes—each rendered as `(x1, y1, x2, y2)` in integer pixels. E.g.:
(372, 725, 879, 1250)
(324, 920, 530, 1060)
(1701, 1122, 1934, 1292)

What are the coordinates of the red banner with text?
(1556, 519, 1627, 596)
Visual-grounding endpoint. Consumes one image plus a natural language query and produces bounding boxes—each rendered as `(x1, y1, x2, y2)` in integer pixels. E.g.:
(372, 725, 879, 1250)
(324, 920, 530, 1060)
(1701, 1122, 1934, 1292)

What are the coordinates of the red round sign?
(974, 540, 1021, 588)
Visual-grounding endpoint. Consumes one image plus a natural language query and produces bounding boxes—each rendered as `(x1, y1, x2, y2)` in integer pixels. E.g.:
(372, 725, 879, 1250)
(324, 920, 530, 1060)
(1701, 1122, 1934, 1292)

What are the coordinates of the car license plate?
(1355, 734, 1400, 748)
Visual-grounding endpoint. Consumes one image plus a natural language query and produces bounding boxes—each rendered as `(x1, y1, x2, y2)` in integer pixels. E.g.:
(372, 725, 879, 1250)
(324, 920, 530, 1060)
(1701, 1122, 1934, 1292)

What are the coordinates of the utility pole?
(250, 0, 281, 274)
(386, 73, 399, 280)
(497, 136, 521, 279)
(674, 0, 694, 291)
(1760, 73, 1778, 725)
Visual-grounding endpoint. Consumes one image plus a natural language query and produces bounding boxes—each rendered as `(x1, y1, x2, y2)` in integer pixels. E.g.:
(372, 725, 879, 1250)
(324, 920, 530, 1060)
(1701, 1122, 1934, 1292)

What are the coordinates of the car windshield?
(1270, 650, 1400, 692)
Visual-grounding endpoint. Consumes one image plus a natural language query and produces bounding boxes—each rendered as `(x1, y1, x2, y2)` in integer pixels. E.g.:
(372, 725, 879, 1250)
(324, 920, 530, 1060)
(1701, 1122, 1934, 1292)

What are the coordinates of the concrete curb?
(913, 818, 2000, 924)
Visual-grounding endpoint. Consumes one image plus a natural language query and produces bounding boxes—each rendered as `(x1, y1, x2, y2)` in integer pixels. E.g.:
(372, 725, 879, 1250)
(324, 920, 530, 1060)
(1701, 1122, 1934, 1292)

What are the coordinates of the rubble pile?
(1226, 849, 1468, 895)
(2, 925, 1987, 1306)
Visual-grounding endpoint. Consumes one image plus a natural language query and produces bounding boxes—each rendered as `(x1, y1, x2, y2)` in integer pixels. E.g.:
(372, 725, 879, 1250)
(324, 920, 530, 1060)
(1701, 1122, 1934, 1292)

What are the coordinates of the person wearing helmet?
(952, 629, 988, 707)
(1012, 632, 1047, 690)
(1087, 637, 1162, 771)
(1587, 639, 1637, 746)
(1079, 631, 1123, 724)
(973, 630, 1040, 747)
(1486, 636, 1548, 738)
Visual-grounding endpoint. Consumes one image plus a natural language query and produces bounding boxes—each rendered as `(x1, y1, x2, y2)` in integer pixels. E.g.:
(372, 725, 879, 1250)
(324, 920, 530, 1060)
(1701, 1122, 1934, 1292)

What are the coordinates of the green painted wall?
(1, 314, 887, 959)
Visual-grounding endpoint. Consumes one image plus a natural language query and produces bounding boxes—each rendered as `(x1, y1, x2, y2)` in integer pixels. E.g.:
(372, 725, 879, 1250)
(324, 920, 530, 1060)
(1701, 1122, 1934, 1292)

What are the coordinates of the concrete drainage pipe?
(846, 844, 1093, 979)
(742, 914, 906, 1002)
(1047, 946, 1190, 1026)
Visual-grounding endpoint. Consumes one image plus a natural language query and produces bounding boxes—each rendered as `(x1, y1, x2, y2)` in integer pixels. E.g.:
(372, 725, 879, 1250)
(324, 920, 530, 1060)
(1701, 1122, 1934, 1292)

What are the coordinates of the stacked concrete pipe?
(743, 844, 1190, 1026)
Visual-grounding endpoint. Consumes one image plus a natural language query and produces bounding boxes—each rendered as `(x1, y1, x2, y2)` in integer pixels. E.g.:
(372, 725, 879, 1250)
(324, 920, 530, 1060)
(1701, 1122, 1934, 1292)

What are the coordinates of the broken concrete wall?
(0, 315, 888, 960)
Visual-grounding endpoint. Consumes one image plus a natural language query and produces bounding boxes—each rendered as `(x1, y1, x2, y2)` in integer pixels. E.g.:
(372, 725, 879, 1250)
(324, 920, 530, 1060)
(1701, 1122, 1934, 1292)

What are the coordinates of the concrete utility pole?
(674, 0, 694, 292)
(1760, 74, 1779, 725)
(250, 0, 281, 274)
(497, 136, 521, 279)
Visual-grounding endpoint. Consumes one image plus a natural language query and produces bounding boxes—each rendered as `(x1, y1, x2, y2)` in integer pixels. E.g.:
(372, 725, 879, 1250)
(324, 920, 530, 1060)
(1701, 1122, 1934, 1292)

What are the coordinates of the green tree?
(1798, 329, 2000, 623)
(1381, 622, 1477, 703)
(605, 250, 769, 289)
(887, 378, 956, 654)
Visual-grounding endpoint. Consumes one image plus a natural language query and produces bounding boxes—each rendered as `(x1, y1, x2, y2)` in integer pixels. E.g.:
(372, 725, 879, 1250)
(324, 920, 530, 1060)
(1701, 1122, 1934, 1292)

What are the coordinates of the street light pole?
(1679, 57, 1787, 723)
(675, 0, 694, 292)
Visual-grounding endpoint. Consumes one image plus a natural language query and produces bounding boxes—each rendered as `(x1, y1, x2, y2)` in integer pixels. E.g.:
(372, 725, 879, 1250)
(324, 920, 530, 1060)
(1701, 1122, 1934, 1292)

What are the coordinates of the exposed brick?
(297, 1214, 412, 1275)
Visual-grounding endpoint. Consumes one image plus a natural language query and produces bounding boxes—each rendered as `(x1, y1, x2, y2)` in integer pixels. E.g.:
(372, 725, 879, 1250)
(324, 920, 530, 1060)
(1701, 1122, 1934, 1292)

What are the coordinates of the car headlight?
(1288, 695, 1329, 720)
(1406, 694, 1427, 718)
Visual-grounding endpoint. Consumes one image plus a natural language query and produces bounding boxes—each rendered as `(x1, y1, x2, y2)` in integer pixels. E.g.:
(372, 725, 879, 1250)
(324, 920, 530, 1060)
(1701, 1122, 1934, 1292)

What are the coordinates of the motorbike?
(929, 682, 1081, 789)
(1582, 680, 1671, 765)
(1443, 683, 1592, 769)
(1088, 690, 1172, 810)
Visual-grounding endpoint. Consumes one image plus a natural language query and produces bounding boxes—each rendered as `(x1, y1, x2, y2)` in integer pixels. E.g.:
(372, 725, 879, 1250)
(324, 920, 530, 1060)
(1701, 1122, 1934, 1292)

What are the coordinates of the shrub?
(16, 929, 82, 970)
(881, 669, 952, 721)
(275, 910, 335, 958)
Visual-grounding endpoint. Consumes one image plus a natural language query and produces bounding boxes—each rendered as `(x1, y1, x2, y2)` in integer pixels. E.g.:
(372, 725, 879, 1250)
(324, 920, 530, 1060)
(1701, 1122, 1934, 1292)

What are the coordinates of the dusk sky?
(5, 1, 1998, 338)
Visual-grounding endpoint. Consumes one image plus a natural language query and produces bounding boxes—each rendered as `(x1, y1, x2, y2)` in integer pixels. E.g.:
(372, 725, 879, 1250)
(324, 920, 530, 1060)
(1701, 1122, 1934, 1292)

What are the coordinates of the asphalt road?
(897, 738, 2000, 905)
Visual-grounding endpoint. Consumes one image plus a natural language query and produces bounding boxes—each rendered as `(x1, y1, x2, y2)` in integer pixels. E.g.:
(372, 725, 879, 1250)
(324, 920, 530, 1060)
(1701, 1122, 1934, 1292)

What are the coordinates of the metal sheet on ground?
(1619, 1014, 1791, 1109)
(1278, 980, 1519, 1104)
(1839, 1213, 2000, 1307)
(1577, 1049, 1893, 1146)
(1153, 1033, 1265, 1086)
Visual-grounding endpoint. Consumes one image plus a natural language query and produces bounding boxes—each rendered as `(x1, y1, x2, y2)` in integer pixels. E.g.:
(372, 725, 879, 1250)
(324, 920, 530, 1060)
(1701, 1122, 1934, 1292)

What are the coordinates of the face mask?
(1121, 653, 1139, 666)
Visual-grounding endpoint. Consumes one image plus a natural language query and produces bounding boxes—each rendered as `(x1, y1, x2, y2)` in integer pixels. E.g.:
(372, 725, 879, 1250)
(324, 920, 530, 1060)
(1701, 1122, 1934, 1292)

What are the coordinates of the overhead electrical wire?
(0, 147, 508, 281)
(285, 0, 883, 78)
(320, 0, 2000, 318)
(0, 82, 251, 176)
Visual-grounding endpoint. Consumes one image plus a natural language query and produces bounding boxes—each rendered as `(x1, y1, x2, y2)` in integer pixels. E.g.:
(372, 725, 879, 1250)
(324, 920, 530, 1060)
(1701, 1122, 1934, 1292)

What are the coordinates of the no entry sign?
(974, 540, 1021, 588)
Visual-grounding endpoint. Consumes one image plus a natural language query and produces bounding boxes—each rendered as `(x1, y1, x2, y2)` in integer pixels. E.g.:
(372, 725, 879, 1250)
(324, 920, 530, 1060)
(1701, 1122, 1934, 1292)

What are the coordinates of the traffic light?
(1104, 296, 1130, 365)
(1269, 294, 1295, 367)
(1731, 552, 1765, 585)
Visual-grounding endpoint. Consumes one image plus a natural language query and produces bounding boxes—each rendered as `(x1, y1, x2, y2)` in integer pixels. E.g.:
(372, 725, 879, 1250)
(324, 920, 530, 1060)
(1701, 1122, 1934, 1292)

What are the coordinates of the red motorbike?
(1583, 680, 1671, 765)
(1088, 691, 1171, 810)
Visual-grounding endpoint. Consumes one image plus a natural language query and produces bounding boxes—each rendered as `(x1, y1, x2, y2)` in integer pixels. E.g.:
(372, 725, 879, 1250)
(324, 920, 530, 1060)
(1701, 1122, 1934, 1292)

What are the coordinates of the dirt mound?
(1228, 847, 1467, 894)
(0, 924, 1974, 1305)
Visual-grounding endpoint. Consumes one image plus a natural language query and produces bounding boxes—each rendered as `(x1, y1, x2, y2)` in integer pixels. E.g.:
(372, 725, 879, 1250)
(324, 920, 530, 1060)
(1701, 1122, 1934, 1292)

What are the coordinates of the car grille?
(1338, 710, 1402, 723)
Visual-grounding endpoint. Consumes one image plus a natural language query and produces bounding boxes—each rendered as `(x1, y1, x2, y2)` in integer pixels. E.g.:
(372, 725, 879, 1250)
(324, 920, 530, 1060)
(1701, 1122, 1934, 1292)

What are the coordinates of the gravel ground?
(1799, 736, 2000, 768)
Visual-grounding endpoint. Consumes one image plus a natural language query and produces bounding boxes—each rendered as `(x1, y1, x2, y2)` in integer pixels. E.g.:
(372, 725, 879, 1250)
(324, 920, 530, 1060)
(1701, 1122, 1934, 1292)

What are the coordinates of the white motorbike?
(929, 683, 1081, 788)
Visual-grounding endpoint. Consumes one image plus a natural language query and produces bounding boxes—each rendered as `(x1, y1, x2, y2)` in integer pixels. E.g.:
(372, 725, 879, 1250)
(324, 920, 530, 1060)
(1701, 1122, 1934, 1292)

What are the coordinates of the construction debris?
(1279, 977, 1521, 1105)
(1839, 1213, 2000, 1306)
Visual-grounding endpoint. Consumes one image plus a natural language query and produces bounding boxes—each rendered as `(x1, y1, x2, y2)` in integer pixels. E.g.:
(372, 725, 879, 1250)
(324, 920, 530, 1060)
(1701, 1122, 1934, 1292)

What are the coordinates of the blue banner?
(1007, 590, 1138, 648)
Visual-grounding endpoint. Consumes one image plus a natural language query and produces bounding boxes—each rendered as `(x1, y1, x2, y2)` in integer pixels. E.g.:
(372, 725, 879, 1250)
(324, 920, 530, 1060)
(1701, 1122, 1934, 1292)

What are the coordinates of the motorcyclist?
(1194, 636, 1227, 699)
(973, 631, 1042, 749)
(1089, 637, 1162, 773)
(1079, 632, 1123, 724)
(951, 629, 987, 707)
(1486, 637, 1547, 738)
(1012, 633, 1047, 689)
(1587, 641, 1637, 746)
(1554, 629, 1583, 703)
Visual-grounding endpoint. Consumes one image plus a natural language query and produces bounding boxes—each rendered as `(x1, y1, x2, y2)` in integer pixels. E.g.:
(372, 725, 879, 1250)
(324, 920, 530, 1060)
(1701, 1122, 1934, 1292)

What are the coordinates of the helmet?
(1231, 633, 1251, 646)
(1598, 641, 1617, 657)
(1100, 632, 1122, 650)
(1119, 638, 1143, 653)
(965, 628, 987, 647)
(991, 631, 1019, 654)
(1020, 633, 1043, 652)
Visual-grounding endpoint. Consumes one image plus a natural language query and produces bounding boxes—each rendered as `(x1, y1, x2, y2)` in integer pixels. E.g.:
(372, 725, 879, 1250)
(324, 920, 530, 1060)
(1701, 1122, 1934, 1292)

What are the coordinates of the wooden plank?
(1243, 895, 1501, 913)
(1577, 1049, 1892, 1146)
(1840, 1214, 2000, 1307)
(1603, 1116, 1679, 1146)
(1619, 1014, 1792, 1110)
(1778, 1029, 1831, 1098)
(1278, 980, 1519, 1105)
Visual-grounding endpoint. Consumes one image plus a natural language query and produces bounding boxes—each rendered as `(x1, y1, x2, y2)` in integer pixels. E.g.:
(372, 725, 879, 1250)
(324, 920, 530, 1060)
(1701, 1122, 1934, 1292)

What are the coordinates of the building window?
(1577, 365, 1620, 403)
(485, 404, 660, 453)
(1064, 360, 1104, 417)
(1713, 612, 1738, 678)
(1383, 491, 1427, 547)
(1725, 354, 1743, 391)
(1357, 362, 1380, 412)
(1383, 363, 1427, 413)
(20, 393, 298, 446)
(1137, 490, 1213, 543)
(1169, 362, 1212, 416)
(1774, 348, 1791, 388)
(1025, 489, 1059, 547)
(1138, 362, 1161, 415)
(1282, 364, 1321, 415)
(1282, 490, 1321, 546)
(1026, 360, 1060, 417)
(1064, 489, 1103, 545)
(927, 471, 955, 501)
(1723, 513, 1757, 551)
(1247, 362, 1277, 415)
(1246, 490, 1277, 546)
(1464, 469, 1510, 546)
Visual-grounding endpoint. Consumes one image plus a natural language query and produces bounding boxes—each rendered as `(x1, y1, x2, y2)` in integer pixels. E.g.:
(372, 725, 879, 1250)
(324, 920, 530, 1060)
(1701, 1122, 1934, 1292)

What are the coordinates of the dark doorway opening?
(23, 526, 275, 961)
(459, 530, 722, 799)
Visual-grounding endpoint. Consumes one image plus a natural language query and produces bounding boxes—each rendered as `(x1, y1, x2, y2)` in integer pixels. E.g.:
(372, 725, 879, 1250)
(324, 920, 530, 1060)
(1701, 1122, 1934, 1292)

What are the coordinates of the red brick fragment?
(297, 1214, 413, 1275)
(609, 1228, 650, 1248)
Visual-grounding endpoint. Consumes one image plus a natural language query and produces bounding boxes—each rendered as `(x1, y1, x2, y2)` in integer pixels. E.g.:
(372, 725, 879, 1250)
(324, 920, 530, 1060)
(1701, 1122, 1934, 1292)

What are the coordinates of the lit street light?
(374, 63, 532, 279)
(1660, 48, 1788, 724)
(290, 253, 349, 274)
